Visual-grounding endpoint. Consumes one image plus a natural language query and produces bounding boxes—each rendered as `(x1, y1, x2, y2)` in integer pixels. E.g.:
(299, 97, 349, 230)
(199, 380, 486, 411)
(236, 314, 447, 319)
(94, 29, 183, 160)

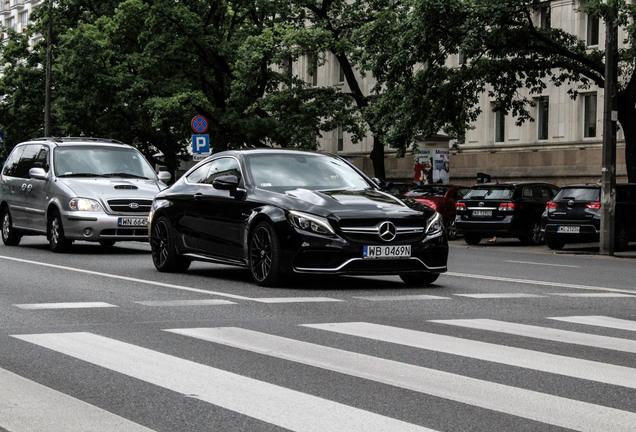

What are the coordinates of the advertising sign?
(414, 142, 450, 185)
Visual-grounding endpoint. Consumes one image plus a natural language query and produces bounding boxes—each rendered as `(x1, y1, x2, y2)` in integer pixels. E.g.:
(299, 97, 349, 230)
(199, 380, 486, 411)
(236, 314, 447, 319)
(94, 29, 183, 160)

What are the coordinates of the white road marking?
(353, 294, 450, 301)
(454, 293, 545, 299)
(0, 368, 155, 432)
(445, 271, 635, 294)
(249, 297, 343, 303)
(549, 316, 636, 332)
(136, 299, 235, 306)
(167, 326, 636, 432)
(14, 302, 117, 310)
(505, 260, 580, 268)
(12, 332, 433, 432)
(431, 319, 636, 353)
(304, 322, 636, 389)
(550, 293, 636, 298)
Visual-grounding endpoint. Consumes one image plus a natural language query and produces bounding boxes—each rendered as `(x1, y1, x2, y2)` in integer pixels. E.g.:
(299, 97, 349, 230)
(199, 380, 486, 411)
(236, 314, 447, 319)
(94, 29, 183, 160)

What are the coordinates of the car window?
(246, 153, 370, 192)
(2, 145, 25, 177)
(407, 186, 448, 197)
(464, 187, 514, 199)
(555, 187, 600, 201)
(455, 188, 470, 199)
(54, 146, 156, 179)
(187, 157, 241, 185)
(522, 187, 534, 199)
(11, 145, 43, 178)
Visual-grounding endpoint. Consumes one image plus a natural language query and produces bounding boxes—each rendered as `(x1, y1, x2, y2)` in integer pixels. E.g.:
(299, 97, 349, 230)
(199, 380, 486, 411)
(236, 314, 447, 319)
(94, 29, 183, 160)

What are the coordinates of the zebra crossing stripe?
(167, 326, 636, 432)
(549, 316, 636, 332)
(430, 319, 636, 353)
(10, 332, 434, 432)
(0, 368, 155, 432)
(303, 322, 636, 389)
(14, 302, 116, 310)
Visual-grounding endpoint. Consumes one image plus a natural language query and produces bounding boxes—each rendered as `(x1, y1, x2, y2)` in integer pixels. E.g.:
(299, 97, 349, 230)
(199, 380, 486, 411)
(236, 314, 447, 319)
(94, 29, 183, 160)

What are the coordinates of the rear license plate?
(472, 210, 492, 217)
(557, 225, 580, 233)
(118, 217, 148, 227)
(363, 245, 411, 259)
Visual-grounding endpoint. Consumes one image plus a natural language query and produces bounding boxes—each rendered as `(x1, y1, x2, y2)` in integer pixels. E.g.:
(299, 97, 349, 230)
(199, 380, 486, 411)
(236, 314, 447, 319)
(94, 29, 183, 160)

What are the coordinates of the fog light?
(83, 228, 93, 237)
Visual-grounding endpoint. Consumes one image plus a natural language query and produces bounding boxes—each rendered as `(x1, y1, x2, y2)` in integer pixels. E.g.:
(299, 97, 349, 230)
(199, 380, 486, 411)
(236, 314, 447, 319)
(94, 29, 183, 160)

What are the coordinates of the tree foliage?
(357, 0, 636, 182)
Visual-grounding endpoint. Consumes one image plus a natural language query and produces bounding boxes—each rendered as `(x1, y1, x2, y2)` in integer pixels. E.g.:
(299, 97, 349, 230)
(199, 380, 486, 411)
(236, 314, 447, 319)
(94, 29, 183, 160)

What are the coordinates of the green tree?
(358, 0, 636, 182)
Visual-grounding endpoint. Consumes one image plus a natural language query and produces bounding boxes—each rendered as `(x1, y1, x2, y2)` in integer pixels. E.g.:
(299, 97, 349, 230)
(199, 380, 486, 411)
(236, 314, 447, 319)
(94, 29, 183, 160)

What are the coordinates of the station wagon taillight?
(456, 203, 467, 211)
(498, 203, 516, 211)
(586, 202, 601, 209)
(545, 201, 557, 209)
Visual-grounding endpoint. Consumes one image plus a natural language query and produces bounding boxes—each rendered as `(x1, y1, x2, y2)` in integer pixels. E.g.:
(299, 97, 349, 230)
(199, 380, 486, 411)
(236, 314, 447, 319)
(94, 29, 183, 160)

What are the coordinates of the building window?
(337, 126, 344, 151)
(494, 109, 505, 143)
(537, 98, 549, 140)
(307, 53, 318, 86)
(584, 93, 597, 138)
(458, 50, 466, 66)
(540, 5, 551, 29)
(586, 14, 599, 46)
(338, 62, 345, 83)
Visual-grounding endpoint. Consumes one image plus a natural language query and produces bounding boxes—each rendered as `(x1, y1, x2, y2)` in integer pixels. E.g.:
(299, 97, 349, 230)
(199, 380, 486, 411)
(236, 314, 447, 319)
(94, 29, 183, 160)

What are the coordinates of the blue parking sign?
(192, 134, 210, 154)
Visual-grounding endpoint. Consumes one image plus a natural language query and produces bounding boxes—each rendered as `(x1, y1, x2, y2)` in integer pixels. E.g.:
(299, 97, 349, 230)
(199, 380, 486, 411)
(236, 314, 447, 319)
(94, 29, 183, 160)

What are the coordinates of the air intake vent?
(114, 184, 138, 190)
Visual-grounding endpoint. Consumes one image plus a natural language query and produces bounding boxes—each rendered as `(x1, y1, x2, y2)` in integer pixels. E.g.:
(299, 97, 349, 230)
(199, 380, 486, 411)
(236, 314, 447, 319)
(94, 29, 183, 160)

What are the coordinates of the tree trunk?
(370, 136, 386, 180)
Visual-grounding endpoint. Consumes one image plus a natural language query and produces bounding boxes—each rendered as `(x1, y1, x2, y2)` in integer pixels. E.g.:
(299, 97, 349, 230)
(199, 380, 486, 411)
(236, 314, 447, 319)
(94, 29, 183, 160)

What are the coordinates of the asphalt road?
(1, 237, 635, 432)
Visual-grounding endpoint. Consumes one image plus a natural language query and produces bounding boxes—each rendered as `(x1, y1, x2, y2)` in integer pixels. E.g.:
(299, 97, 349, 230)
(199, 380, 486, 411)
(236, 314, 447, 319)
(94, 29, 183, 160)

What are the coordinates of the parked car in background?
(542, 183, 636, 251)
(1, 137, 170, 252)
(384, 181, 415, 197)
(404, 184, 470, 240)
(148, 149, 448, 287)
(455, 182, 559, 245)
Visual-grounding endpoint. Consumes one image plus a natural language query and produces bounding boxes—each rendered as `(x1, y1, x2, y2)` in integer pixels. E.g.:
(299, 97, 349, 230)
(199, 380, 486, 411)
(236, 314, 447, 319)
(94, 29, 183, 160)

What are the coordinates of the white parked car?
(0, 137, 171, 252)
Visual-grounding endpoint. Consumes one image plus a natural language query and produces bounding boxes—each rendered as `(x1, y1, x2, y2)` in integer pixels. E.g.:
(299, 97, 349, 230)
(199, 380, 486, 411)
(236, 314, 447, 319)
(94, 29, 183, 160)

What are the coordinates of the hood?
(266, 188, 435, 218)
(59, 178, 165, 201)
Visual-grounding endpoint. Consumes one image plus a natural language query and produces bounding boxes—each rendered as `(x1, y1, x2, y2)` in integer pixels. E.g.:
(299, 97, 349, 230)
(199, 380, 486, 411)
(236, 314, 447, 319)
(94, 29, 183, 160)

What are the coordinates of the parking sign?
(192, 134, 210, 154)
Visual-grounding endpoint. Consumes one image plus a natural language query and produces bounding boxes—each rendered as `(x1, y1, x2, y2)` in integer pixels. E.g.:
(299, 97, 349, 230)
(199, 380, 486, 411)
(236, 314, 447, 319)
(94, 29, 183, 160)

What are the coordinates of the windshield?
(464, 187, 514, 200)
(54, 146, 157, 179)
(555, 187, 600, 201)
(246, 153, 372, 192)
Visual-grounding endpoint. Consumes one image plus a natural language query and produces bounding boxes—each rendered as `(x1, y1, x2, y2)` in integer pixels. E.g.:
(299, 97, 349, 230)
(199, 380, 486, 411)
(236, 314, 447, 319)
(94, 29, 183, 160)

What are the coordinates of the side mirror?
(212, 175, 240, 191)
(372, 177, 386, 188)
(29, 167, 47, 180)
(158, 171, 171, 183)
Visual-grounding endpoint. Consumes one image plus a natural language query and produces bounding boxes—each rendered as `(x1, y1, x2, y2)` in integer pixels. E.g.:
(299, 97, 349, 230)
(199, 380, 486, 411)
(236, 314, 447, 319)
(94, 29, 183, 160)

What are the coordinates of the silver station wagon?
(0, 137, 170, 252)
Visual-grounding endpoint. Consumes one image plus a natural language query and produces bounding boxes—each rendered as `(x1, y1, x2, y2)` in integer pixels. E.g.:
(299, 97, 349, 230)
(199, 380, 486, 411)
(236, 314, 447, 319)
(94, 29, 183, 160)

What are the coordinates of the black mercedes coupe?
(148, 149, 448, 286)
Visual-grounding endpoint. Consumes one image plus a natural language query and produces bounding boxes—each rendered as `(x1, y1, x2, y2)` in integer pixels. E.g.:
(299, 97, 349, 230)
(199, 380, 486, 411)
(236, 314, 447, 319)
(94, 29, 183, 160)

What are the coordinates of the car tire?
(249, 221, 283, 287)
(520, 221, 543, 246)
(1, 207, 22, 246)
(615, 224, 629, 252)
(48, 210, 72, 253)
(150, 216, 191, 272)
(546, 238, 565, 250)
(464, 234, 481, 245)
(446, 219, 457, 240)
(99, 239, 116, 247)
(399, 272, 440, 286)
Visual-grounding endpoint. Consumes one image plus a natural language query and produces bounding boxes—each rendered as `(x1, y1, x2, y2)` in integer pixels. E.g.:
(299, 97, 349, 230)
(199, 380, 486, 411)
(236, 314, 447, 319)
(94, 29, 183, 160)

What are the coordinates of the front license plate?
(472, 210, 492, 217)
(557, 225, 580, 233)
(118, 217, 148, 227)
(363, 245, 411, 259)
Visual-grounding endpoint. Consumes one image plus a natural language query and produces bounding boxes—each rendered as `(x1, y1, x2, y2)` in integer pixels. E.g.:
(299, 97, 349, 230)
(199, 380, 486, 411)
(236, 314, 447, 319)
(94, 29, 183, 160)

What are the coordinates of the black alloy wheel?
(463, 234, 481, 245)
(150, 216, 190, 272)
(1, 207, 22, 246)
(48, 210, 72, 253)
(546, 238, 565, 250)
(249, 221, 282, 287)
(446, 219, 457, 240)
(521, 221, 543, 246)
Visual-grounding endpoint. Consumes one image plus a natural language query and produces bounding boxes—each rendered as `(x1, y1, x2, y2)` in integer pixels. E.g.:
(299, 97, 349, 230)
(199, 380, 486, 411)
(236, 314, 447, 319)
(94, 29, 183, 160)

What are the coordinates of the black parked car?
(148, 149, 448, 286)
(455, 182, 559, 245)
(542, 183, 636, 251)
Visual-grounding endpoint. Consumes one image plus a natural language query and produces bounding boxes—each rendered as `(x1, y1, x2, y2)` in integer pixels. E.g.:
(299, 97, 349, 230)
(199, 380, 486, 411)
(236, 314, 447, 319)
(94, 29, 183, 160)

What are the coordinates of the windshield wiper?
(104, 172, 149, 179)
(57, 173, 107, 178)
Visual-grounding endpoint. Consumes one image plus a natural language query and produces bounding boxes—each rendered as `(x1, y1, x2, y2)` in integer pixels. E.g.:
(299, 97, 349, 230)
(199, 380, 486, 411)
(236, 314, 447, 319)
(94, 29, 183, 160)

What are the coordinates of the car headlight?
(69, 198, 103, 212)
(425, 212, 444, 236)
(288, 211, 335, 236)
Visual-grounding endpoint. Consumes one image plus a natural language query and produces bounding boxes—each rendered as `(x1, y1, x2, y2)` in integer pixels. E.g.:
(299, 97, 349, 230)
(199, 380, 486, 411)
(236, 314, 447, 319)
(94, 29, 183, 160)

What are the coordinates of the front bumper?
(62, 211, 149, 242)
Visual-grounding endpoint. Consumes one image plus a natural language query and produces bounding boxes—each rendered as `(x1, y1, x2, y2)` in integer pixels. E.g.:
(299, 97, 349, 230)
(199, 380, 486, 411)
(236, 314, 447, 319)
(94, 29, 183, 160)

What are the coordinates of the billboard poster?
(414, 142, 449, 185)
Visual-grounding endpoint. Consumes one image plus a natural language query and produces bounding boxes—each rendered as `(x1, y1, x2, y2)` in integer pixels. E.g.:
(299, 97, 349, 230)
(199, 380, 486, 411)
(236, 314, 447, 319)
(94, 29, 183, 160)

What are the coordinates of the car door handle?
(193, 193, 204, 200)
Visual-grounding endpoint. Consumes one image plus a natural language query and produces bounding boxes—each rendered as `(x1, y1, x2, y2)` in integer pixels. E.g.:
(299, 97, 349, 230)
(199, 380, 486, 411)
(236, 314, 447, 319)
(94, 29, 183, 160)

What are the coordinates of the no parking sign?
(191, 115, 208, 133)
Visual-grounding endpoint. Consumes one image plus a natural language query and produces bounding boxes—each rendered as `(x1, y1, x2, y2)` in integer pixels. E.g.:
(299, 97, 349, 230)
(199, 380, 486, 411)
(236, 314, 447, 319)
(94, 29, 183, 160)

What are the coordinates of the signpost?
(191, 115, 210, 160)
